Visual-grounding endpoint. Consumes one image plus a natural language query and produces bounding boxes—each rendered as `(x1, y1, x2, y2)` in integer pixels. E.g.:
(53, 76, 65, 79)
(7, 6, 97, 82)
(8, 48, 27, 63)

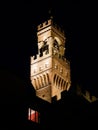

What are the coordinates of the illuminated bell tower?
(31, 17, 71, 103)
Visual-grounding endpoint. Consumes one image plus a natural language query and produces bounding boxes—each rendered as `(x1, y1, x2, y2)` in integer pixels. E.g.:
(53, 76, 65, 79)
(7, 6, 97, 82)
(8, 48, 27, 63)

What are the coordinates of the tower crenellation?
(31, 17, 71, 103)
(38, 19, 65, 36)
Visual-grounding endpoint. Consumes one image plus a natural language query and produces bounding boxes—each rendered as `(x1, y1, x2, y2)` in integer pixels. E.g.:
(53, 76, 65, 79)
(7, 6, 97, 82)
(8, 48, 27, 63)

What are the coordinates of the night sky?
(0, 1, 98, 129)
(29, 1, 98, 96)
(0, 1, 98, 96)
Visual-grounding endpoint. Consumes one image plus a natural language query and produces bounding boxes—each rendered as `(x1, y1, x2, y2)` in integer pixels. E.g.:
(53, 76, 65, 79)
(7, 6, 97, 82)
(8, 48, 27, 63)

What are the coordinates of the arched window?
(43, 74, 47, 86)
(44, 43, 49, 54)
(56, 75, 59, 87)
(37, 77, 41, 89)
(62, 80, 65, 90)
(46, 73, 50, 85)
(40, 76, 44, 88)
(53, 74, 56, 85)
(63, 81, 66, 90)
(53, 39, 59, 50)
(61, 79, 63, 90)
(33, 78, 38, 90)
(58, 77, 61, 89)
(39, 48, 43, 57)
(40, 41, 49, 56)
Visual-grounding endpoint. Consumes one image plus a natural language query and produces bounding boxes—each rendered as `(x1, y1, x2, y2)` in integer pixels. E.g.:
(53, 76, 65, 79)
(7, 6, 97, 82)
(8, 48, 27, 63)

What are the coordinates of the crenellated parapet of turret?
(37, 19, 65, 37)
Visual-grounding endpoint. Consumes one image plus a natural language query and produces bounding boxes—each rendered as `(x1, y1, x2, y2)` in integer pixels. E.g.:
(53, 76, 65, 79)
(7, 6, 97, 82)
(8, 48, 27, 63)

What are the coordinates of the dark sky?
(0, 2, 98, 96)
(0, 2, 98, 129)
(29, 1, 98, 96)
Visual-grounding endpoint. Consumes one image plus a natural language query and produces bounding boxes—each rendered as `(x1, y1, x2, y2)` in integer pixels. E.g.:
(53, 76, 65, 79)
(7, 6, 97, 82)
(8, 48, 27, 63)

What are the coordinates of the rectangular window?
(28, 108, 40, 123)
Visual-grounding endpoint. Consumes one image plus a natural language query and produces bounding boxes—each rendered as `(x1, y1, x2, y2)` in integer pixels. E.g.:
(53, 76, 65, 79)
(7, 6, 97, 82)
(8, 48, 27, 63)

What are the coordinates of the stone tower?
(30, 17, 71, 103)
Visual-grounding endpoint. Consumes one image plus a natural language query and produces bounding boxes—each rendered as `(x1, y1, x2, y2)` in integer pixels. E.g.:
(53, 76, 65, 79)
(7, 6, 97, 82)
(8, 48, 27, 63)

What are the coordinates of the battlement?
(37, 18, 65, 36)
(31, 51, 70, 69)
(76, 85, 98, 103)
(31, 52, 51, 64)
(82, 90, 98, 103)
(38, 19, 52, 31)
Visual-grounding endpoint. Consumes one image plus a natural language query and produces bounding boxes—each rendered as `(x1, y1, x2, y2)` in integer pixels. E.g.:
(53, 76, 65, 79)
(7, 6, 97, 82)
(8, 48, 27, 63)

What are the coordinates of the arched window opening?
(39, 48, 43, 57)
(40, 41, 49, 56)
(53, 39, 59, 51)
(40, 76, 44, 88)
(53, 74, 56, 85)
(43, 74, 47, 86)
(62, 80, 65, 90)
(46, 73, 50, 84)
(33, 78, 38, 90)
(58, 77, 61, 89)
(37, 77, 41, 89)
(56, 76, 59, 87)
(63, 81, 66, 90)
(61, 79, 63, 90)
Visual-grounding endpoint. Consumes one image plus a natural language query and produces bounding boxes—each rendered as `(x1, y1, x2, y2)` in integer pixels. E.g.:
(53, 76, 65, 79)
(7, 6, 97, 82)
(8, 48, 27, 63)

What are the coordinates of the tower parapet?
(38, 19, 65, 37)
(31, 17, 71, 103)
